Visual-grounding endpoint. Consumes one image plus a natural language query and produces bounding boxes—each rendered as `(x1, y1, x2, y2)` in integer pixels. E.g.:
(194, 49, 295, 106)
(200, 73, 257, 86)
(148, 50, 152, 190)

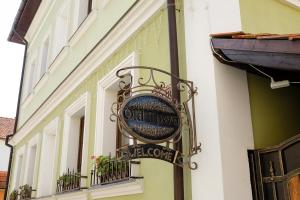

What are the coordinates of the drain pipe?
(167, 1, 184, 200)
(4, 29, 28, 200)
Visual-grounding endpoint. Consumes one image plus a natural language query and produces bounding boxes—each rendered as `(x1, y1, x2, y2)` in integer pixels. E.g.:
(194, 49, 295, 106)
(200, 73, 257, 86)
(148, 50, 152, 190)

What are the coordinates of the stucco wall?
(9, 7, 190, 199)
(240, 0, 300, 148)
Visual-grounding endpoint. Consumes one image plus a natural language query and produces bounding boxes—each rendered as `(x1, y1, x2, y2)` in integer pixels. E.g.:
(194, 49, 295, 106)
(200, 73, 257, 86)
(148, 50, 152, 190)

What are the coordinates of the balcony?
(9, 184, 36, 200)
(56, 169, 87, 194)
(90, 156, 142, 186)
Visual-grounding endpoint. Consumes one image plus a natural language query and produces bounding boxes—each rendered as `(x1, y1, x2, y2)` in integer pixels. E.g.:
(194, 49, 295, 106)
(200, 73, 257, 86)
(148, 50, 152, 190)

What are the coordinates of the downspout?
(4, 29, 28, 200)
(167, 1, 184, 200)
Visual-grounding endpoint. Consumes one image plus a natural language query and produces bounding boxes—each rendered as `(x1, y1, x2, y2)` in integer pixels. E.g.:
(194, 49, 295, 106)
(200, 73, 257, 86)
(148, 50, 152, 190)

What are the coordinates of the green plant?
(9, 190, 18, 200)
(58, 173, 80, 186)
(19, 184, 32, 199)
(95, 155, 127, 176)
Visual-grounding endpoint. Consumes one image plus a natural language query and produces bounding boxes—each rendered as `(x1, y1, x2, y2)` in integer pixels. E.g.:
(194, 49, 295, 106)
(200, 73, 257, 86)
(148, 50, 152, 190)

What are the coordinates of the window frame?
(12, 145, 27, 189)
(94, 52, 138, 157)
(36, 117, 60, 197)
(23, 134, 41, 188)
(60, 92, 91, 187)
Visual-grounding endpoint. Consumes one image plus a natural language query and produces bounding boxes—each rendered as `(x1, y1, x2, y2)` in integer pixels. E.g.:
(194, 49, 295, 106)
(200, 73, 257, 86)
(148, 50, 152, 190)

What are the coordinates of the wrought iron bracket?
(110, 66, 201, 170)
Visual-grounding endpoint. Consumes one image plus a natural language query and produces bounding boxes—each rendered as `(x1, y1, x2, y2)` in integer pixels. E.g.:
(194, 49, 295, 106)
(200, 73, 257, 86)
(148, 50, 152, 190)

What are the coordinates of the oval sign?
(120, 94, 182, 143)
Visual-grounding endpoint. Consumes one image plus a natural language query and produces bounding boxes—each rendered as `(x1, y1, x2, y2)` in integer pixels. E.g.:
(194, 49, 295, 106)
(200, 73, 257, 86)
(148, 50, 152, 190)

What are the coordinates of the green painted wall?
(18, 0, 137, 129)
(240, 0, 300, 34)
(240, 0, 300, 148)
(10, 4, 193, 199)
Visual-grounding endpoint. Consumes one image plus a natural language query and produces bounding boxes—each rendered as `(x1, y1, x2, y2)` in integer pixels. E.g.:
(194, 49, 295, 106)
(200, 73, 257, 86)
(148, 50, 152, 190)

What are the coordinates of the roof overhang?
(8, 0, 42, 44)
(211, 34, 300, 82)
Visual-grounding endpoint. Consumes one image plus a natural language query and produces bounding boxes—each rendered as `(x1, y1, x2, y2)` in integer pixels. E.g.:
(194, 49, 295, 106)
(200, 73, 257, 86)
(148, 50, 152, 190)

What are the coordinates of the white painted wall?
(184, 0, 254, 200)
(0, 139, 10, 171)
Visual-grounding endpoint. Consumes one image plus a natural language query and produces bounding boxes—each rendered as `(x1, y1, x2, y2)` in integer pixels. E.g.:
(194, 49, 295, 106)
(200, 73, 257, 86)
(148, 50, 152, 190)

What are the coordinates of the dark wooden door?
(249, 134, 300, 200)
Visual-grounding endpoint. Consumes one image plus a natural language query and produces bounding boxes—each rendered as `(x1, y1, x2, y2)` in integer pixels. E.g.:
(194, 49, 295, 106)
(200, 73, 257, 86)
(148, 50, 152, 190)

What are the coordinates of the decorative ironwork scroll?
(110, 66, 201, 170)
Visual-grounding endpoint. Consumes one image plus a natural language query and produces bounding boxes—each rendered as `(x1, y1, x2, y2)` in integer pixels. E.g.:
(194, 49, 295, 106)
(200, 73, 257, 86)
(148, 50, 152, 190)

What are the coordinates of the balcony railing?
(9, 185, 36, 200)
(56, 169, 87, 193)
(90, 157, 141, 186)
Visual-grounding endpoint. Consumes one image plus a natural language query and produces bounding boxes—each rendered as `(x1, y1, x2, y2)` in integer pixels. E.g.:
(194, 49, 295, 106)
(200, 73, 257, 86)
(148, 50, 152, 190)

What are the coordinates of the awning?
(210, 32, 300, 82)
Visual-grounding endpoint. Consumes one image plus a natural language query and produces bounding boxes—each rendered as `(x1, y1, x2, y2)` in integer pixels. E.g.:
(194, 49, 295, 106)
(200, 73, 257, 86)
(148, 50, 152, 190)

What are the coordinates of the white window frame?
(23, 52, 38, 101)
(23, 134, 41, 190)
(12, 145, 27, 189)
(94, 52, 138, 156)
(60, 92, 91, 187)
(51, 1, 71, 64)
(36, 117, 60, 197)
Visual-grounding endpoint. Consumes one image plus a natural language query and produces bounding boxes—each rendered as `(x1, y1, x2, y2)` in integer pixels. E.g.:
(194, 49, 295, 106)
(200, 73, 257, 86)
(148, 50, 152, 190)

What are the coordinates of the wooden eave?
(211, 32, 300, 81)
(8, 0, 42, 44)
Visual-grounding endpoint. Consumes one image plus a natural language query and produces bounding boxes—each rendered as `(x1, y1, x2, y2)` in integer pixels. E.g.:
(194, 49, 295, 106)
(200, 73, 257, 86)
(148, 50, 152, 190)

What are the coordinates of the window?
(13, 146, 26, 189)
(39, 36, 49, 79)
(73, 0, 92, 31)
(77, 0, 92, 27)
(15, 155, 24, 188)
(24, 59, 36, 98)
(95, 53, 138, 157)
(116, 86, 130, 156)
(52, 4, 69, 62)
(37, 118, 59, 197)
(25, 145, 37, 186)
(60, 92, 90, 188)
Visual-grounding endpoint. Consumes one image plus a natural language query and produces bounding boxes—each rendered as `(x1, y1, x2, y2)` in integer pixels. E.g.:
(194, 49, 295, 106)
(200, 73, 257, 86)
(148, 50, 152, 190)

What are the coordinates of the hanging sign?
(111, 66, 201, 169)
(119, 94, 182, 144)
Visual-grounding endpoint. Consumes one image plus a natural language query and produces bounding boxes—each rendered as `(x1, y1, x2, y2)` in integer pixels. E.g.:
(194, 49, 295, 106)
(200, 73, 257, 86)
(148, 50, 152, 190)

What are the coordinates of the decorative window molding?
(48, 46, 70, 74)
(69, 9, 98, 47)
(12, 145, 27, 189)
(60, 92, 91, 187)
(9, 0, 165, 147)
(36, 117, 60, 197)
(23, 134, 41, 190)
(89, 179, 143, 199)
(94, 52, 138, 156)
(280, 0, 300, 8)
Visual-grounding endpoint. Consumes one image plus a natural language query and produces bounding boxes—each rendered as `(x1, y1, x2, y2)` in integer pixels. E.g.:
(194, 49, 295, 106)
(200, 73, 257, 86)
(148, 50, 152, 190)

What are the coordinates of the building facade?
(0, 117, 14, 200)
(6, 0, 300, 200)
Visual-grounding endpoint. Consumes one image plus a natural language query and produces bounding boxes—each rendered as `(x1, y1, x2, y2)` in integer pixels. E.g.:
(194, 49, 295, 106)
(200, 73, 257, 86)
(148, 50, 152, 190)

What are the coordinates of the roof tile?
(0, 117, 15, 139)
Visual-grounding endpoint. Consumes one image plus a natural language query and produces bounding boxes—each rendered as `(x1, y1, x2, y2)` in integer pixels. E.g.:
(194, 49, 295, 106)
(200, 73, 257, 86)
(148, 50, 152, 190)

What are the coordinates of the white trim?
(100, 0, 110, 9)
(48, 46, 70, 74)
(23, 133, 40, 189)
(12, 145, 27, 189)
(36, 117, 60, 197)
(69, 9, 98, 47)
(94, 52, 138, 156)
(10, 0, 165, 147)
(90, 180, 144, 199)
(26, 0, 56, 47)
(280, 0, 300, 8)
(60, 92, 90, 184)
(56, 190, 88, 200)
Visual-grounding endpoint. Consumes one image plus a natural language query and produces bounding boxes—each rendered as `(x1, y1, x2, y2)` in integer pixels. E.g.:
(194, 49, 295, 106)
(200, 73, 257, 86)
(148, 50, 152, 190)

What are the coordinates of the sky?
(0, 0, 24, 118)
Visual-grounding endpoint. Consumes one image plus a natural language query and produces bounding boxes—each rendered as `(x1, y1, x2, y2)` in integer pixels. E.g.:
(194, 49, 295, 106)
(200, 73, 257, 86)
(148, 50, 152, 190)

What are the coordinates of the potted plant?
(19, 184, 32, 199)
(9, 190, 18, 200)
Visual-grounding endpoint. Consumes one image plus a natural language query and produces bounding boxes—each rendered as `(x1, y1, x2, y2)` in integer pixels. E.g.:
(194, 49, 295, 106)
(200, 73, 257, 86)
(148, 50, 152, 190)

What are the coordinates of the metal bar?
(167, 0, 184, 200)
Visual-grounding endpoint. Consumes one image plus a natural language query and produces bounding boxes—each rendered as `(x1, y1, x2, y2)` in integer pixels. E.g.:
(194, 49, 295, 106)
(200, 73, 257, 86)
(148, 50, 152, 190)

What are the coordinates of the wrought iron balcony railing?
(9, 184, 36, 200)
(56, 169, 87, 193)
(90, 157, 141, 186)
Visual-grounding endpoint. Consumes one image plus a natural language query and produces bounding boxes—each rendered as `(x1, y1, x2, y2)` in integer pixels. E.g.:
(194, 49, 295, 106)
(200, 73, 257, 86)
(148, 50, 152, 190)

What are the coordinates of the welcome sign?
(120, 144, 182, 166)
(111, 66, 201, 169)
